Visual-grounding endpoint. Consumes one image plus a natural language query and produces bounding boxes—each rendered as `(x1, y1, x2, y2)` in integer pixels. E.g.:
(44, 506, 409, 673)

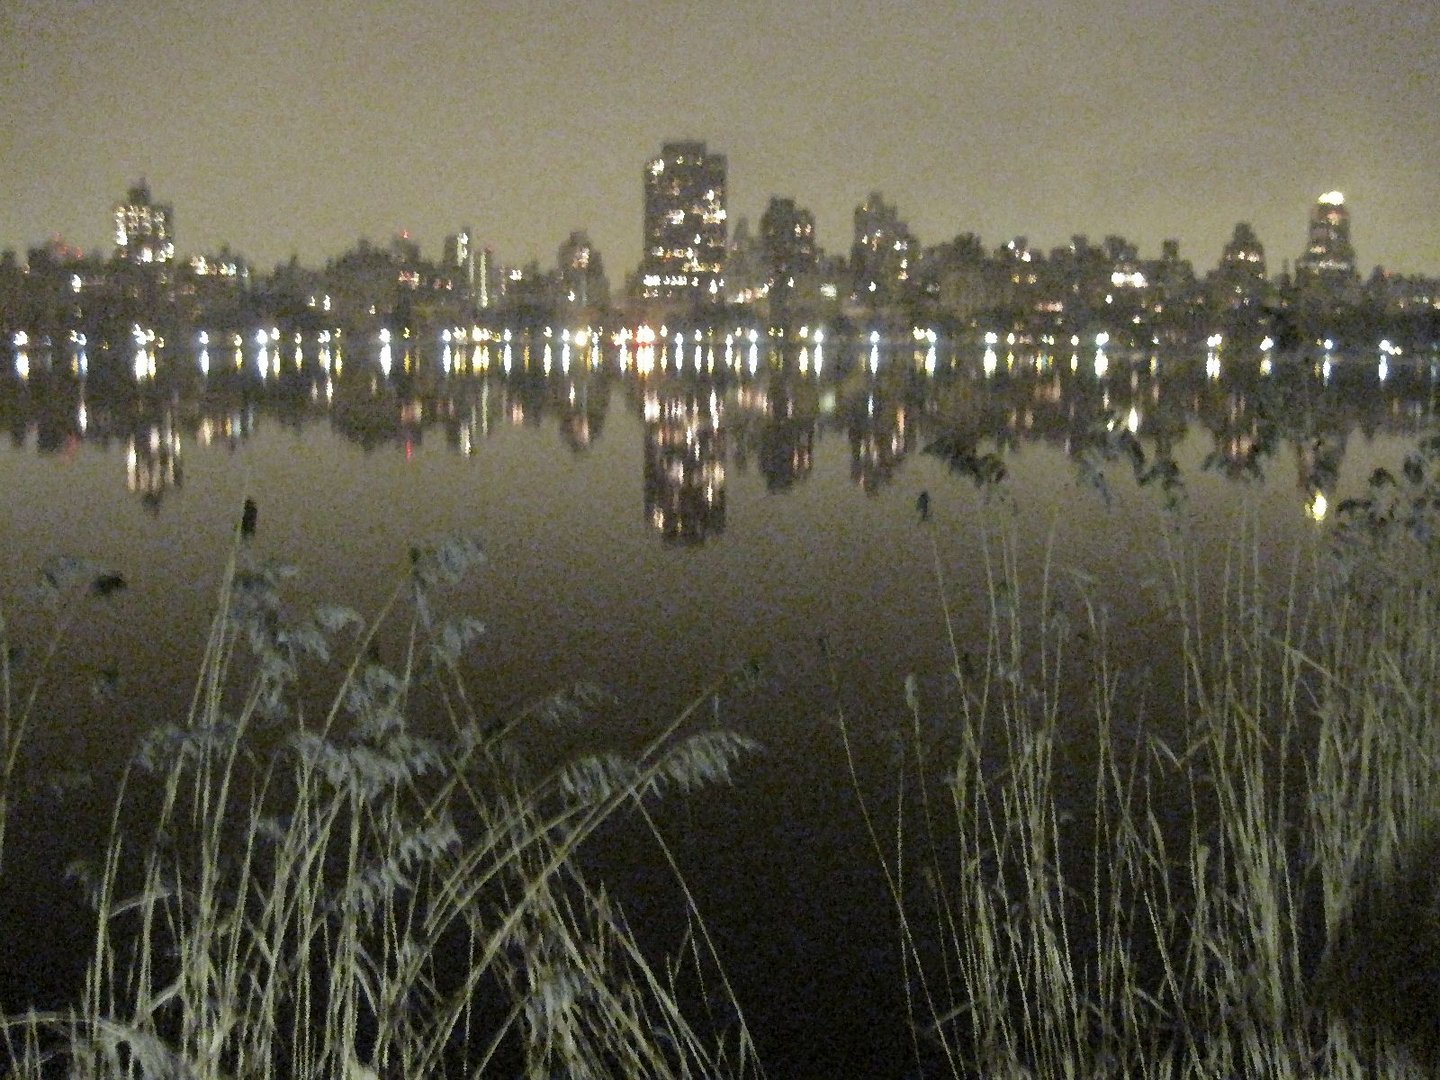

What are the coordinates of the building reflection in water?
(742, 376, 816, 492)
(444, 380, 502, 455)
(847, 387, 913, 493)
(6, 331, 1440, 532)
(558, 377, 608, 453)
(642, 386, 726, 545)
(196, 405, 258, 449)
(127, 416, 182, 511)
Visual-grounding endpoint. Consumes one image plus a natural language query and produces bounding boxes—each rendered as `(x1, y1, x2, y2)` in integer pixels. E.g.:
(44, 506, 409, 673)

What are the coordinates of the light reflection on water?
(2, 340, 1435, 791)
(1, 339, 1438, 1071)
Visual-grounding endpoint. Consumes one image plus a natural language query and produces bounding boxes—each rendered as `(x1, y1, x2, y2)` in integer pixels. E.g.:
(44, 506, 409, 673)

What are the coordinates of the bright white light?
(12, 331, 28, 348)
(984, 331, 999, 345)
(1260, 336, 1274, 352)
(1206, 333, 1223, 349)
(1318, 191, 1345, 206)
(379, 328, 392, 344)
(870, 330, 880, 344)
(1323, 338, 1334, 352)
(198, 330, 209, 346)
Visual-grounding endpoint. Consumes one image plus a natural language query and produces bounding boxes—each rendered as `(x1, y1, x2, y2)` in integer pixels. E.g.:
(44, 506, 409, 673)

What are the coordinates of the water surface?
(1, 339, 1433, 1075)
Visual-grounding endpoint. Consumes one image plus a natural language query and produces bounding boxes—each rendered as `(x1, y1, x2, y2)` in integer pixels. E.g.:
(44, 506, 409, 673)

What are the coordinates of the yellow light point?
(1307, 490, 1328, 522)
(1318, 191, 1345, 205)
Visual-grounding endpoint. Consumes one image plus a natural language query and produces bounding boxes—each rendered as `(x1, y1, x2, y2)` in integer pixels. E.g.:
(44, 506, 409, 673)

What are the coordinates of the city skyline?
(4, 0, 1438, 277)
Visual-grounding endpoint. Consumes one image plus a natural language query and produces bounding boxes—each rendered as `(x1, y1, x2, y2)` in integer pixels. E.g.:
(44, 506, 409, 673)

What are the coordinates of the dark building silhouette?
(759, 197, 819, 309)
(851, 191, 914, 307)
(556, 231, 609, 313)
(1211, 222, 1269, 312)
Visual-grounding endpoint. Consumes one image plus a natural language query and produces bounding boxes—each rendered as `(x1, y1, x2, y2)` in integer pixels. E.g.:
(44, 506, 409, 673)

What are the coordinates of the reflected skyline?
(642, 385, 727, 545)
(4, 313, 1440, 1080)
(4, 331, 1440, 539)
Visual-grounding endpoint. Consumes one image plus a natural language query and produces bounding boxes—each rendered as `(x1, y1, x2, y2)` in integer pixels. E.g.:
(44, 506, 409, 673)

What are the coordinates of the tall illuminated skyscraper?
(639, 141, 727, 304)
(444, 227, 475, 295)
(1297, 191, 1356, 280)
(113, 179, 174, 266)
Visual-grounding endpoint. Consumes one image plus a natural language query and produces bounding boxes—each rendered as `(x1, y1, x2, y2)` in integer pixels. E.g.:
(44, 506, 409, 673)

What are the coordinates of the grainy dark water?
(1, 337, 1434, 1076)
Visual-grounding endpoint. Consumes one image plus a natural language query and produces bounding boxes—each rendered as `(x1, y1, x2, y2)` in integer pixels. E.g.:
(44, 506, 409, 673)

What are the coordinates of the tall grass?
(845, 465, 1440, 1078)
(0, 534, 761, 1079)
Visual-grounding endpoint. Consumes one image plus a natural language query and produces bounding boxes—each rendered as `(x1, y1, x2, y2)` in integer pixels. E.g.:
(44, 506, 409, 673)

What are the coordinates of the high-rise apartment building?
(639, 141, 727, 304)
(444, 227, 476, 295)
(557, 230, 609, 310)
(851, 191, 913, 305)
(1211, 222, 1268, 310)
(759, 197, 819, 299)
(113, 179, 174, 266)
(1296, 191, 1356, 280)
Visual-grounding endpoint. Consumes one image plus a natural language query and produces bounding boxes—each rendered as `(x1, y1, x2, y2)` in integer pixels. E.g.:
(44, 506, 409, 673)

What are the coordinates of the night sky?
(4, 0, 1438, 277)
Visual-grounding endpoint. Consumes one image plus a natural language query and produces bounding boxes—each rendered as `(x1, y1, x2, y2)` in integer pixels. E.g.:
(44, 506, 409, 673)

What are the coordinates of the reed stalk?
(846, 475, 1440, 1078)
(1, 535, 760, 1079)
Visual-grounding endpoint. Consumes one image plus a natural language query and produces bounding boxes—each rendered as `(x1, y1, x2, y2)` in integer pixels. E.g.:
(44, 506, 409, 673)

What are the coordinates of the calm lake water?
(1, 336, 1435, 1075)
